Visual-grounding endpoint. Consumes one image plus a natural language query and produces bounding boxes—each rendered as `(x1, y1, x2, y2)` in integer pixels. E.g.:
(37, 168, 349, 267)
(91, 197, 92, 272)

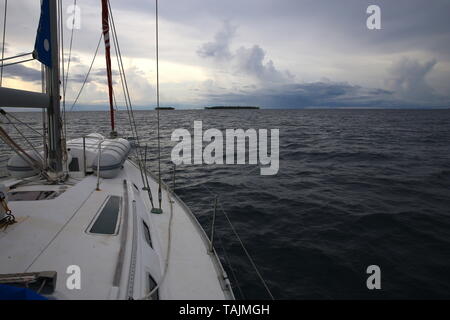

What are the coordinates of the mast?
(101, 0, 116, 136)
(0, 0, 63, 177)
(46, 0, 63, 175)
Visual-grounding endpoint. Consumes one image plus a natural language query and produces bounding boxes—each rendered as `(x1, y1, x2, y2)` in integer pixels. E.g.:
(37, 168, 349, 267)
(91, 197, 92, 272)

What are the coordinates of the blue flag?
(33, 0, 52, 67)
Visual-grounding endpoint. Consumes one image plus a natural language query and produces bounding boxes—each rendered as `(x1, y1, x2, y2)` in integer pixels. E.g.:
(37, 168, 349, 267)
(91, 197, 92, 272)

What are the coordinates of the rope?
(0, 0, 7, 86)
(69, 33, 102, 112)
(0, 196, 15, 225)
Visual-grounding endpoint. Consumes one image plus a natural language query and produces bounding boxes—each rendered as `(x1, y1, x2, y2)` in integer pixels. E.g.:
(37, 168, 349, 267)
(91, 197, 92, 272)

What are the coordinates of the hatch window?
(88, 196, 121, 235)
(147, 274, 159, 300)
(69, 158, 80, 172)
(142, 220, 152, 248)
(8, 191, 58, 201)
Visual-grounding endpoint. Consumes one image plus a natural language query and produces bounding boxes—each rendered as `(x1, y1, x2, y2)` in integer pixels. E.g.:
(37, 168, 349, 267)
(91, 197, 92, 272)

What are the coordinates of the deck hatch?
(8, 191, 58, 201)
(89, 196, 122, 235)
(142, 220, 152, 248)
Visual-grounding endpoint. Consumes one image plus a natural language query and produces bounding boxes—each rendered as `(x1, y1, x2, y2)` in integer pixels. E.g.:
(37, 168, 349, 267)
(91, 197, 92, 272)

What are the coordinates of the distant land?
(155, 107, 175, 110)
(205, 106, 260, 110)
(3, 105, 450, 112)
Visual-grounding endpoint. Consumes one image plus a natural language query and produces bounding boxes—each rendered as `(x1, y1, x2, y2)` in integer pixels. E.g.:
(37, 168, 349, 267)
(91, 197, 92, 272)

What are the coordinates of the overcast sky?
(1, 0, 450, 109)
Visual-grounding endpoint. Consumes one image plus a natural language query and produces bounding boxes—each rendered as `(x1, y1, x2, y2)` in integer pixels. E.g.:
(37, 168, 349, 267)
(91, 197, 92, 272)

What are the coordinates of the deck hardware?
(209, 195, 218, 253)
(96, 139, 105, 191)
(0, 271, 57, 295)
(83, 136, 87, 176)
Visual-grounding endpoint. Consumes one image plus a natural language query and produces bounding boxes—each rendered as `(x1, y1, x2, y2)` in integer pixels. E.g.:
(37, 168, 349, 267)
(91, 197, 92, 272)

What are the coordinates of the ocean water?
(1, 109, 450, 299)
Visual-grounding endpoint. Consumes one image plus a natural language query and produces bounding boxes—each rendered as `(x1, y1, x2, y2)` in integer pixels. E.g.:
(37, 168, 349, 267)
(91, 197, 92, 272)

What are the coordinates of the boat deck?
(0, 161, 233, 300)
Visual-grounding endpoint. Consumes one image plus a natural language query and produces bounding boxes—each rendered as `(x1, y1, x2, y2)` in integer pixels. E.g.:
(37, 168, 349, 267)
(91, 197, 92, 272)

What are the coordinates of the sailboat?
(0, 0, 234, 300)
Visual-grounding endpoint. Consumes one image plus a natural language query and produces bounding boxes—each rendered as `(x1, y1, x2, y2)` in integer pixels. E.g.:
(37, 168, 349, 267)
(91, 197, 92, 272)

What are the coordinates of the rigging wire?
(0, 126, 50, 180)
(58, 0, 64, 125)
(108, 3, 134, 128)
(201, 183, 274, 300)
(155, 0, 163, 210)
(60, 0, 77, 143)
(216, 229, 246, 299)
(69, 33, 102, 112)
(0, 0, 7, 86)
(108, 1, 142, 150)
(64, 0, 77, 97)
(58, 0, 69, 175)
(0, 109, 44, 137)
(108, 0, 156, 209)
(218, 201, 275, 300)
(1, 113, 44, 163)
(42, 63, 48, 169)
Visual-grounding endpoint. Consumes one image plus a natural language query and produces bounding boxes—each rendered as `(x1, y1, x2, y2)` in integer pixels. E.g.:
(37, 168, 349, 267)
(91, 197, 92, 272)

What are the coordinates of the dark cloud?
(2, 0, 450, 109)
(1, 62, 119, 87)
(201, 81, 399, 109)
(197, 20, 449, 108)
(1, 64, 41, 82)
(114, 0, 450, 56)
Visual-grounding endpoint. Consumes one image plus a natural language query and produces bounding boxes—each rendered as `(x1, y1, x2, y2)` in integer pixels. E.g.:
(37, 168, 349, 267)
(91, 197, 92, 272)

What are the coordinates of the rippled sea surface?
(1, 109, 450, 299)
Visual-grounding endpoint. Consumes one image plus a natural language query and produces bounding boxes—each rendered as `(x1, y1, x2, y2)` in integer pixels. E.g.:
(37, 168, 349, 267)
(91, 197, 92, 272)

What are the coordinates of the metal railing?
(96, 139, 105, 191)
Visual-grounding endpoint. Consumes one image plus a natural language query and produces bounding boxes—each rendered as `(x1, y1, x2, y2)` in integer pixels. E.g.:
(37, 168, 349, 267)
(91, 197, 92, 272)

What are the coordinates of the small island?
(205, 106, 260, 110)
(155, 107, 175, 110)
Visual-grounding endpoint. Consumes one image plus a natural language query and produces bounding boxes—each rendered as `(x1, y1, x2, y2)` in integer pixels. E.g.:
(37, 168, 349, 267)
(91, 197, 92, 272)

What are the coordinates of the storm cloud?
(198, 21, 294, 84)
(387, 57, 439, 103)
(197, 20, 236, 61)
(2, 64, 41, 83)
(201, 81, 397, 109)
(1, 0, 449, 108)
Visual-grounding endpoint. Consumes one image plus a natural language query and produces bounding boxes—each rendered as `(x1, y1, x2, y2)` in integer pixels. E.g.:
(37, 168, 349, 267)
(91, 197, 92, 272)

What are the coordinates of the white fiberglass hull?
(0, 159, 233, 300)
